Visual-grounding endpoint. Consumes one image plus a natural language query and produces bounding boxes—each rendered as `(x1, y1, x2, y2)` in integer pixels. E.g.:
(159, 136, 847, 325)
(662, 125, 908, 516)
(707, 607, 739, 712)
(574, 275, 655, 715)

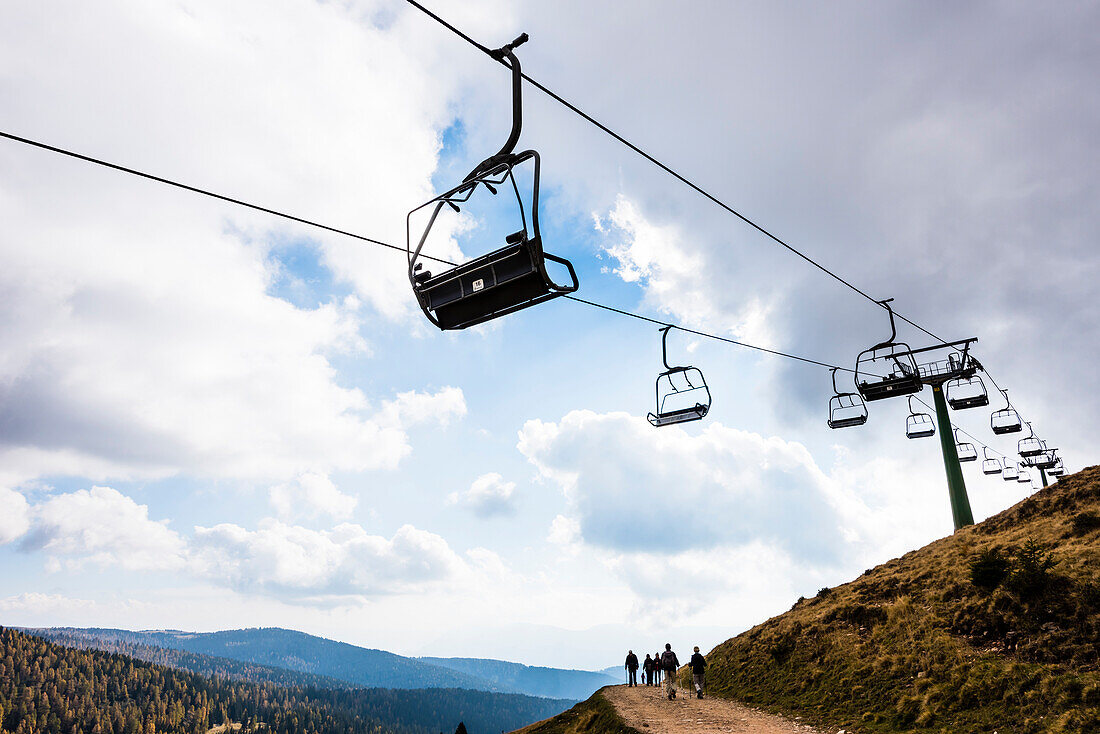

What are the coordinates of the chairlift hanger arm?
(465, 34, 529, 183)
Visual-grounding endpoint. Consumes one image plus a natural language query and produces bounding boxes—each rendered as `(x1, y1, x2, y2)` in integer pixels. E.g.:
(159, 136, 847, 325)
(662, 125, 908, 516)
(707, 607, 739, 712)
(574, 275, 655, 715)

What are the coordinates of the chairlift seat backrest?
(991, 408, 1023, 434)
(982, 458, 1002, 475)
(1002, 464, 1019, 481)
(826, 371, 868, 429)
(946, 375, 989, 410)
(956, 440, 978, 462)
(1018, 437, 1044, 458)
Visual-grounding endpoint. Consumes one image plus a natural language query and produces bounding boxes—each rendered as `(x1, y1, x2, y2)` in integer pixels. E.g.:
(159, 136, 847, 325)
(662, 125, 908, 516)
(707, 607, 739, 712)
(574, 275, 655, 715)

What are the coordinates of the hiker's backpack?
(661, 650, 676, 671)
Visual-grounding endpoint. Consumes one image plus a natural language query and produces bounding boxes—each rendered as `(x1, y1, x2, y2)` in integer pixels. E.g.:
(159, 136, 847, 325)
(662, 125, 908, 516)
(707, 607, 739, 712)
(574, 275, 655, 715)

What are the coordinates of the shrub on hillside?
(1007, 538, 1057, 600)
(970, 547, 1011, 590)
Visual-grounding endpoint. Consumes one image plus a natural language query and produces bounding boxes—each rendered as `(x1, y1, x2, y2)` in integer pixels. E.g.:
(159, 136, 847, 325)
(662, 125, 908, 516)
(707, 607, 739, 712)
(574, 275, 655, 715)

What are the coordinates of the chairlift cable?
(400, 1, 1055, 450)
(0, 128, 1044, 468)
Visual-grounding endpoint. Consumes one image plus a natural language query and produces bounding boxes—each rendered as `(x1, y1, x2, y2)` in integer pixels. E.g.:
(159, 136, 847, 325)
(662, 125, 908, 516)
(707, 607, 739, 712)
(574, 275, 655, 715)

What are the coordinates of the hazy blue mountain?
(31, 627, 496, 691)
(418, 657, 619, 700)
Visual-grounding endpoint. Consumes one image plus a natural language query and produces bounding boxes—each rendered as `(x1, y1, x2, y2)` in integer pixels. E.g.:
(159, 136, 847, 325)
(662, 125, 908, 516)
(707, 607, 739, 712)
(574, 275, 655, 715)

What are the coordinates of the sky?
(1, 0, 1097, 671)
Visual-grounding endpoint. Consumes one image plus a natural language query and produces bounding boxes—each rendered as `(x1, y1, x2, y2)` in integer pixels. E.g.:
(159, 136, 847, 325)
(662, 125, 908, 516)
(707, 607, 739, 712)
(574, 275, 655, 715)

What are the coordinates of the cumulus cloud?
(0, 486, 31, 545)
(378, 387, 468, 429)
(447, 472, 517, 518)
(190, 520, 470, 601)
(519, 410, 850, 562)
(18, 486, 185, 571)
(270, 472, 357, 522)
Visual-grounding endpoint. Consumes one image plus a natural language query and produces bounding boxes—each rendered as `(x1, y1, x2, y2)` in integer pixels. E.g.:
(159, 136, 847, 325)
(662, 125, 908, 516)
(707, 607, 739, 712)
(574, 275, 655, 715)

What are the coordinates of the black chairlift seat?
(990, 389, 1023, 434)
(406, 34, 578, 330)
(1017, 423, 1044, 457)
(981, 448, 1002, 476)
(946, 374, 989, 410)
(904, 396, 935, 439)
(955, 429, 978, 462)
(647, 327, 712, 428)
(1002, 463, 1019, 481)
(1030, 447, 1058, 470)
(827, 368, 868, 429)
(1017, 467, 1032, 484)
(855, 300, 923, 402)
(1048, 459, 1065, 477)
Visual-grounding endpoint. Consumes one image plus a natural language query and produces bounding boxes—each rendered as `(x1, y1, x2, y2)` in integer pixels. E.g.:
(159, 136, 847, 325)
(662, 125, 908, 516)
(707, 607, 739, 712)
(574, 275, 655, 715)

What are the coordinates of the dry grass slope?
(705, 465, 1100, 734)
(511, 688, 641, 734)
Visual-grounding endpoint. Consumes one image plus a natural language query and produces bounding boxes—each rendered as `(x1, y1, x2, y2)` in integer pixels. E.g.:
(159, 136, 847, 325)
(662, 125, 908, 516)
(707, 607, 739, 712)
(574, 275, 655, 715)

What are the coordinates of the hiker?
(643, 653, 655, 686)
(690, 646, 706, 699)
(653, 651, 663, 684)
(624, 649, 639, 686)
(660, 643, 680, 699)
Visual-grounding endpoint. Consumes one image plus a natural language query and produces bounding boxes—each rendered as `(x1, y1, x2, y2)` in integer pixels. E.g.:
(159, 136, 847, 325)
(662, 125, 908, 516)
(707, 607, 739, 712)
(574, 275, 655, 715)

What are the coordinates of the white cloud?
(378, 387, 468, 429)
(547, 514, 580, 546)
(270, 472, 357, 522)
(19, 486, 186, 571)
(0, 486, 31, 545)
(447, 472, 517, 518)
(518, 410, 850, 561)
(190, 520, 470, 601)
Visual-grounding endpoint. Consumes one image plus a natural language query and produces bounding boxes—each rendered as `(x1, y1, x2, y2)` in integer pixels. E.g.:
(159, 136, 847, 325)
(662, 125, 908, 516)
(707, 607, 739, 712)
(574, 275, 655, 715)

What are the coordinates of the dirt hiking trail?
(603, 684, 825, 734)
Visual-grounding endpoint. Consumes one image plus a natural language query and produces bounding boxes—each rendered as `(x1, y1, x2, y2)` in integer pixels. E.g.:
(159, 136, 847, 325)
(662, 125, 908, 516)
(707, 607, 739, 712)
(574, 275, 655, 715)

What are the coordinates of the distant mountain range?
(25, 626, 618, 701)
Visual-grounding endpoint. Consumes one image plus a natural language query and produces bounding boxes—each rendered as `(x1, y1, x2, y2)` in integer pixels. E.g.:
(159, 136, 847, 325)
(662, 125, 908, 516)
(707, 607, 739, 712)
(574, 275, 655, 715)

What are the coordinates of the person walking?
(643, 653, 655, 686)
(689, 646, 706, 699)
(624, 650, 639, 687)
(653, 651, 663, 685)
(660, 643, 680, 700)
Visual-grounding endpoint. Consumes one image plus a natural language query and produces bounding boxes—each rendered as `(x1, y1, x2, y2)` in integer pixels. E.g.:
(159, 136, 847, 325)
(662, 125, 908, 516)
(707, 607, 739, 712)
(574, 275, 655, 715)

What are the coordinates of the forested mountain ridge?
(22, 629, 352, 690)
(25, 627, 617, 700)
(24, 627, 490, 692)
(0, 627, 573, 734)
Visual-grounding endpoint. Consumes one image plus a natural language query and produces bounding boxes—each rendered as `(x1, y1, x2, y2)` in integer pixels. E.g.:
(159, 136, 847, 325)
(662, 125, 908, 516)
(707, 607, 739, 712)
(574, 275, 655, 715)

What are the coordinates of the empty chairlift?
(647, 326, 712, 427)
(990, 389, 1023, 435)
(1001, 462, 1019, 481)
(1030, 444, 1058, 470)
(855, 299, 923, 402)
(1017, 465, 1032, 484)
(905, 396, 935, 439)
(954, 429, 978, 462)
(1048, 458, 1066, 477)
(1018, 422, 1045, 458)
(406, 34, 578, 330)
(981, 447, 1002, 476)
(827, 368, 868, 429)
(946, 372, 989, 410)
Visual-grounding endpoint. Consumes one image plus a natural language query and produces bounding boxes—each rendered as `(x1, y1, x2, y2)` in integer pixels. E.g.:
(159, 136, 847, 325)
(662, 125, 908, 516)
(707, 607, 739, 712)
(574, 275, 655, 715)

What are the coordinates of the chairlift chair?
(406, 34, 578, 330)
(827, 368, 868, 429)
(981, 447, 1002, 476)
(904, 395, 935, 439)
(1001, 463, 1019, 481)
(854, 299, 923, 402)
(954, 429, 978, 462)
(1048, 458, 1065, 477)
(1017, 422, 1044, 458)
(946, 374, 989, 410)
(990, 389, 1023, 434)
(647, 326, 712, 427)
(1030, 445, 1058, 470)
(1017, 465, 1032, 484)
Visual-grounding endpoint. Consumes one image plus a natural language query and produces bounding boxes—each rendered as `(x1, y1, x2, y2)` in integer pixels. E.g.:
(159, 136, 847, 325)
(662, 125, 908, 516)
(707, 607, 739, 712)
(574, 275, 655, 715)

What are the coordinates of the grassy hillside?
(703, 465, 1100, 734)
(510, 689, 640, 734)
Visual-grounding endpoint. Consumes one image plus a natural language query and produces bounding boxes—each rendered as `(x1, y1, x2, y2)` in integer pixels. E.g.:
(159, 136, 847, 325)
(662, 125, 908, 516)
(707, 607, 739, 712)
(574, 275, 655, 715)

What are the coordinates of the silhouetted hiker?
(690, 646, 706, 699)
(653, 651, 663, 684)
(660, 643, 680, 699)
(624, 649, 639, 686)
(643, 653, 655, 685)
(454, 724, 467, 734)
